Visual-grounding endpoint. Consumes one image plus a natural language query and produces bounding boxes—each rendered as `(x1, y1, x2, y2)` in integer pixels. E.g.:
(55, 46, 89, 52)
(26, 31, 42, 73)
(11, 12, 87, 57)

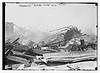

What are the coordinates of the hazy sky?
(5, 3, 97, 34)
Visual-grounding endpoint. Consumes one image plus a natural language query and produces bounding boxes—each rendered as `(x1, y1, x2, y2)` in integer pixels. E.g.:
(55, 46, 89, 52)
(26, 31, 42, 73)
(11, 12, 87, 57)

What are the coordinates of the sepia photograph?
(3, 2, 98, 70)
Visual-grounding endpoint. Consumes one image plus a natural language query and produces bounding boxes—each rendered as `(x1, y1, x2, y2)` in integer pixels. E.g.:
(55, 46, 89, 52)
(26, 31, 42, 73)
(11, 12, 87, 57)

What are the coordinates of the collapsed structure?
(5, 23, 97, 70)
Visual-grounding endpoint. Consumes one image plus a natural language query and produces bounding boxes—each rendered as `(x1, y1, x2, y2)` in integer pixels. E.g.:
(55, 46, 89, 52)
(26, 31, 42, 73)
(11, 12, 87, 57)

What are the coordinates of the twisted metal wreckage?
(5, 25, 97, 70)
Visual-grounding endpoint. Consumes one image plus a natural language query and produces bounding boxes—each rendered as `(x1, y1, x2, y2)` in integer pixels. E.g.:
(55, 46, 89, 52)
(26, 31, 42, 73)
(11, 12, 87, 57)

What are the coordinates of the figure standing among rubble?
(79, 39, 85, 51)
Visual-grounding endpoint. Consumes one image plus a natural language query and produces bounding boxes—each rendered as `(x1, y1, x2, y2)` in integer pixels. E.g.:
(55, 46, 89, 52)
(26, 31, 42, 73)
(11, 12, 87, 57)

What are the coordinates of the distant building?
(5, 22, 14, 39)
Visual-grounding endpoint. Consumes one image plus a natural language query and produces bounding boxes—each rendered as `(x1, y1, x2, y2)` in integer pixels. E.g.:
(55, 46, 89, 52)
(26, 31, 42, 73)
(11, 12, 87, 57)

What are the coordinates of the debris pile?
(5, 25, 97, 70)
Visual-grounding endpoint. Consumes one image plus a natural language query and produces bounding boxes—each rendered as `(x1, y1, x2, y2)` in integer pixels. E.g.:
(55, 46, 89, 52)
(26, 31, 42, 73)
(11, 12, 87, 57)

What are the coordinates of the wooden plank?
(43, 50, 97, 63)
(7, 56, 29, 64)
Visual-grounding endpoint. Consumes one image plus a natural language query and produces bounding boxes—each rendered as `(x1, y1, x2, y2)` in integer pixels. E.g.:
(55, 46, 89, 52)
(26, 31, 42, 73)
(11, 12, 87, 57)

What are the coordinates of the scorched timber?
(43, 50, 97, 64)
(7, 56, 30, 64)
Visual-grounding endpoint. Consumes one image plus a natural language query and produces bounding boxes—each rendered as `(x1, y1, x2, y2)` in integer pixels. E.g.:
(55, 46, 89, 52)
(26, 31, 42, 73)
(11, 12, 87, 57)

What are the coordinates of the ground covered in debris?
(5, 50, 97, 70)
(15, 61, 96, 71)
